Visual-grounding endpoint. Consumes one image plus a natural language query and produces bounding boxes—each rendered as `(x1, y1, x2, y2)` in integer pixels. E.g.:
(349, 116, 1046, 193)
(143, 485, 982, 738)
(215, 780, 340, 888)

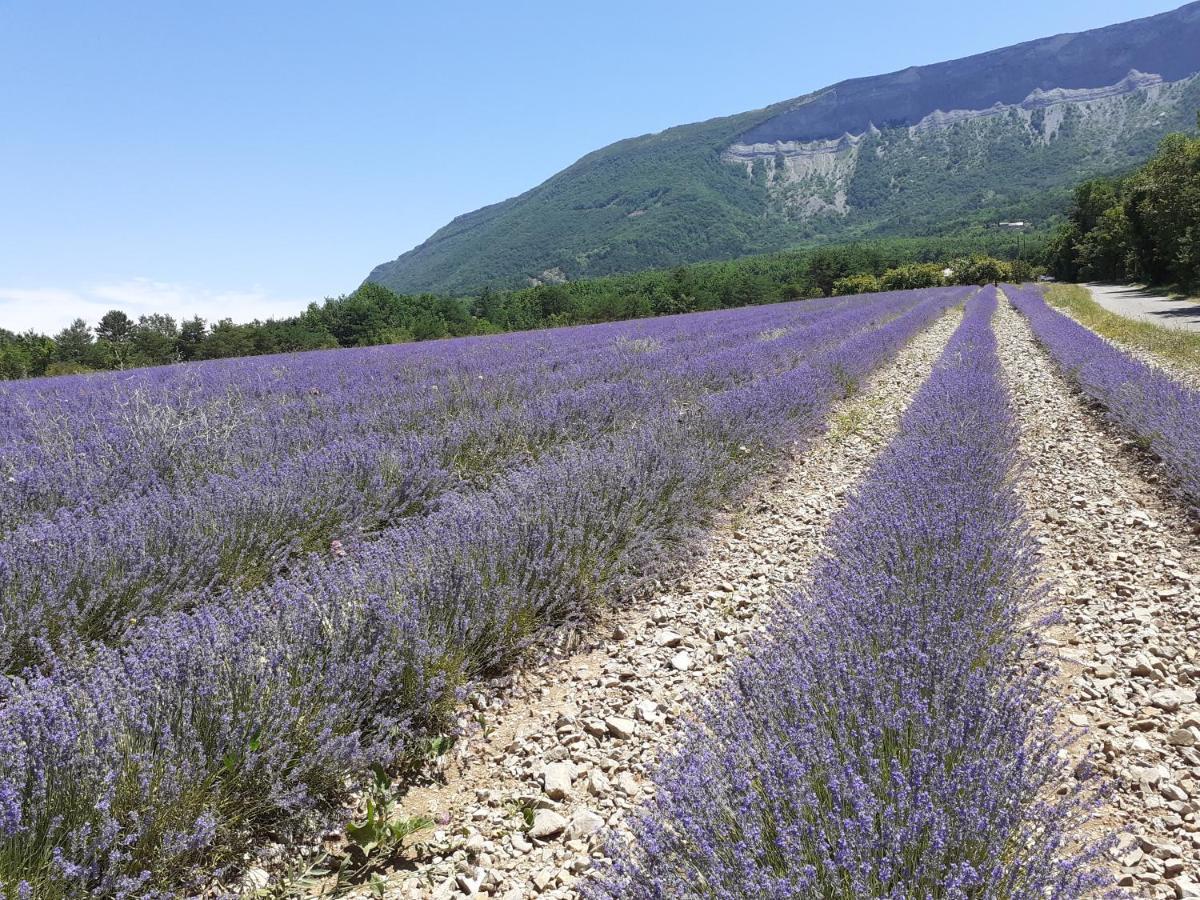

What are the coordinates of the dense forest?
(0, 234, 1040, 381)
(1048, 115, 1200, 291)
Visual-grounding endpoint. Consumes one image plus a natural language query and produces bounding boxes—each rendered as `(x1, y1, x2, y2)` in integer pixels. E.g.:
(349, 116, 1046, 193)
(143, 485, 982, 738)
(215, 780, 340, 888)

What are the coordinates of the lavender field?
(2, 284, 1199, 899)
(591, 289, 1105, 898)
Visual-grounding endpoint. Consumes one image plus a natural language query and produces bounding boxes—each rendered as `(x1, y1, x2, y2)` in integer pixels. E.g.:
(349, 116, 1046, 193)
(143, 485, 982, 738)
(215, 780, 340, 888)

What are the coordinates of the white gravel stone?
(528, 810, 568, 841)
(635, 699, 661, 724)
(542, 762, 575, 800)
(654, 629, 683, 648)
(1166, 728, 1196, 747)
(669, 650, 693, 672)
(563, 808, 606, 842)
(617, 772, 640, 798)
(604, 716, 637, 739)
(585, 768, 611, 797)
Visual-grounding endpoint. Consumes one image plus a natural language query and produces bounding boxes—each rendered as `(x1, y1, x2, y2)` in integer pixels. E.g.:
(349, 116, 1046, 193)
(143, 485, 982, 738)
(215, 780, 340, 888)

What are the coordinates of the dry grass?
(1045, 283, 1200, 372)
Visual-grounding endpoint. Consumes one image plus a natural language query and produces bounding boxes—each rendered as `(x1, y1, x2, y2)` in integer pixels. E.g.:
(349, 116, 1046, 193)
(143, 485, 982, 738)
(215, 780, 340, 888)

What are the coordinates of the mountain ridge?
(367, 2, 1200, 296)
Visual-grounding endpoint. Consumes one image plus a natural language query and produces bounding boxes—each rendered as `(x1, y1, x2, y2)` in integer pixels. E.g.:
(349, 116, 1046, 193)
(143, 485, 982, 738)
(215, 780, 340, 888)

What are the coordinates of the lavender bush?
(589, 288, 1108, 899)
(0, 292, 937, 676)
(1008, 282, 1200, 507)
(0, 289, 969, 897)
(0, 296, 857, 528)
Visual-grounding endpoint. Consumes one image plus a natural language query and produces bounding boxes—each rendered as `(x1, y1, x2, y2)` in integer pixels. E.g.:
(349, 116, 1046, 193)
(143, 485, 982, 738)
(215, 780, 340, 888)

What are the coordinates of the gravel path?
(996, 298, 1200, 897)
(1086, 283, 1200, 332)
(319, 310, 964, 900)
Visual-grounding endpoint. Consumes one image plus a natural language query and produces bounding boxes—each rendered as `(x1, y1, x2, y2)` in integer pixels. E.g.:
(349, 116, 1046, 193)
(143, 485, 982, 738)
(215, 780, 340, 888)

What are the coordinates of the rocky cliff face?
(735, 3, 1200, 144)
(723, 70, 1199, 223)
(367, 3, 1200, 296)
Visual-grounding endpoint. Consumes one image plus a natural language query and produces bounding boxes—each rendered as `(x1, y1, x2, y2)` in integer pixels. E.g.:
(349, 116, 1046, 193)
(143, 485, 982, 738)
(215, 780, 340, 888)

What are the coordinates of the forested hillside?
(366, 3, 1200, 295)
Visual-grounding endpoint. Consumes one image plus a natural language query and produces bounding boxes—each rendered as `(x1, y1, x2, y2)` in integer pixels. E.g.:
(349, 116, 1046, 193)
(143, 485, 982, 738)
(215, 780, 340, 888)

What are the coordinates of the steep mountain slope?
(368, 3, 1200, 296)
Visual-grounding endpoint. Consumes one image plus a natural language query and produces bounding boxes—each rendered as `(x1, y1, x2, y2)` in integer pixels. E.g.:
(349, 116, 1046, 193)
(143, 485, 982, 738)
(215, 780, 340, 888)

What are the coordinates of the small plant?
(473, 711, 495, 740)
(307, 765, 433, 892)
(829, 406, 867, 443)
(426, 733, 453, 760)
(830, 395, 885, 444)
(831, 363, 860, 398)
(502, 797, 538, 831)
(519, 802, 537, 831)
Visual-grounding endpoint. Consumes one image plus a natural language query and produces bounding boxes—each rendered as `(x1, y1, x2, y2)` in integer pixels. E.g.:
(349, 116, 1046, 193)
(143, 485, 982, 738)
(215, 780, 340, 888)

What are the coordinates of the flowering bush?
(0, 292, 943, 676)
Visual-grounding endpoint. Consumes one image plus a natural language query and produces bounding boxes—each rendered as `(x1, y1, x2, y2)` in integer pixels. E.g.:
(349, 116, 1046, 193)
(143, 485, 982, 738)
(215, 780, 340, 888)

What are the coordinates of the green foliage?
(298, 284, 474, 347)
(198, 319, 257, 361)
(132, 313, 180, 366)
(0, 329, 55, 379)
(44, 360, 95, 377)
(95, 309, 136, 369)
(95, 309, 134, 343)
(53, 318, 95, 364)
(832, 273, 881, 296)
(879, 263, 946, 291)
(177, 316, 208, 361)
(1048, 123, 1200, 291)
(948, 254, 1014, 286)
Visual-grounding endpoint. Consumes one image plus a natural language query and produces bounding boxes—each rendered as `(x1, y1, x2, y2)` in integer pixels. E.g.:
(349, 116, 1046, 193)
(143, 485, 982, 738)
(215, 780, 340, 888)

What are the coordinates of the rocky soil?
(297, 312, 964, 900)
(996, 299, 1200, 897)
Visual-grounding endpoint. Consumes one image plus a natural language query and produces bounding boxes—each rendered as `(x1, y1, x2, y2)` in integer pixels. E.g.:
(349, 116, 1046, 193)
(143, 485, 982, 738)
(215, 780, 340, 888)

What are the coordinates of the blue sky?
(0, 0, 1183, 332)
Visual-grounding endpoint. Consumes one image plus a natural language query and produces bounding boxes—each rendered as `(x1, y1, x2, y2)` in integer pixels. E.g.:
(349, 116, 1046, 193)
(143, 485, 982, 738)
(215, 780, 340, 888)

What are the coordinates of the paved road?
(1084, 282, 1200, 332)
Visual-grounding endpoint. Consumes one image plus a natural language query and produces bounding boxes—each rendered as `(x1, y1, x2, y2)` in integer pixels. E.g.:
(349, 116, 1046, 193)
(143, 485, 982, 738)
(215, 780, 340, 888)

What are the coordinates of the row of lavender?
(0, 296, 856, 529)
(590, 289, 1106, 897)
(0, 299, 839, 534)
(0, 293, 926, 676)
(1007, 283, 1200, 507)
(0, 289, 967, 897)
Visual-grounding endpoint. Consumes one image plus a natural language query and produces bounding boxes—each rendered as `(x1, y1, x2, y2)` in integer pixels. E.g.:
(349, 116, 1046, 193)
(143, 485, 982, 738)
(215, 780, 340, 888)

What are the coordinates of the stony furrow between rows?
(301, 309, 965, 900)
(995, 299, 1200, 897)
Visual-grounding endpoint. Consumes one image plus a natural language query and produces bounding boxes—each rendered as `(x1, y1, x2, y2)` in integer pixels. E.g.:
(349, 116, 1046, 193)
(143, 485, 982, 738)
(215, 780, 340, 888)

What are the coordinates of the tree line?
(1, 235, 1040, 381)
(0, 294, 478, 380)
(1047, 115, 1200, 291)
